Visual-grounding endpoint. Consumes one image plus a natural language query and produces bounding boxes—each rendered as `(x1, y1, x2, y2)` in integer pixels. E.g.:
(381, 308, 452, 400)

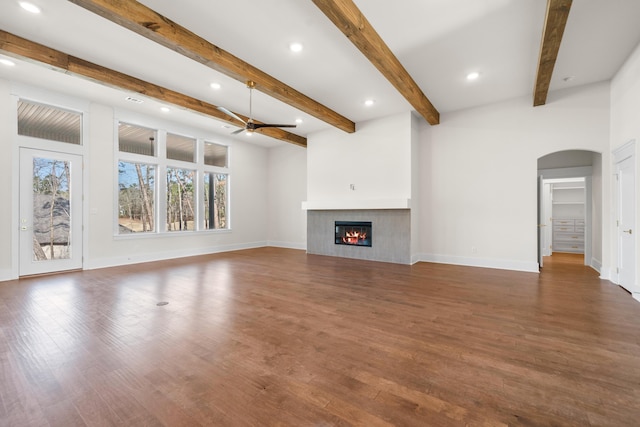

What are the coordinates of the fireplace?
(307, 210, 410, 264)
(335, 221, 372, 247)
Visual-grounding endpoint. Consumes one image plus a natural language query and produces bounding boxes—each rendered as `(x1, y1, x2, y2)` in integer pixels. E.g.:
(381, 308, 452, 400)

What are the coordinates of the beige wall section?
(0, 80, 13, 279)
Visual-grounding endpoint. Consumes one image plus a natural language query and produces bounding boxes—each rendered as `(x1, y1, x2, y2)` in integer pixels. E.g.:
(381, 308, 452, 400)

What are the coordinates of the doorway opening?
(537, 150, 602, 273)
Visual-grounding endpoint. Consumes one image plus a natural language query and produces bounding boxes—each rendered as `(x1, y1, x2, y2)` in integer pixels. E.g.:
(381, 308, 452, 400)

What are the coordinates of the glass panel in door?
(32, 157, 72, 261)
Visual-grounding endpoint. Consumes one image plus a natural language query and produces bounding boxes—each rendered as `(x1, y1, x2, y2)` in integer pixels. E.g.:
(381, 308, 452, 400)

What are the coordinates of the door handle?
(623, 229, 633, 234)
(20, 225, 28, 231)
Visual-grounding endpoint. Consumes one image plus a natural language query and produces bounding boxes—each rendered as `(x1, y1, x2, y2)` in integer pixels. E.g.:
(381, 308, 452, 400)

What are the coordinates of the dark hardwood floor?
(1, 249, 639, 426)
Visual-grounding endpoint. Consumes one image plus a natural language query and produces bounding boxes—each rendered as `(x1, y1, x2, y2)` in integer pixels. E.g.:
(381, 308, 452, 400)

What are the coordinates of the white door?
(617, 155, 636, 292)
(19, 148, 83, 276)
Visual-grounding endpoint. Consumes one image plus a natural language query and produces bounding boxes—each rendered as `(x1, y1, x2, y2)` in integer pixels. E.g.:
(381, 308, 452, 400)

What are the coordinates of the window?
(204, 173, 227, 229)
(18, 99, 82, 145)
(116, 120, 229, 235)
(119, 123, 156, 156)
(118, 161, 155, 233)
(167, 133, 196, 162)
(204, 141, 228, 167)
(166, 167, 195, 231)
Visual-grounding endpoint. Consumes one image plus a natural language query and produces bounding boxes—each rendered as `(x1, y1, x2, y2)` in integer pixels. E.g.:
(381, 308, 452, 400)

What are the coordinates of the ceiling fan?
(217, 80, 297, 135)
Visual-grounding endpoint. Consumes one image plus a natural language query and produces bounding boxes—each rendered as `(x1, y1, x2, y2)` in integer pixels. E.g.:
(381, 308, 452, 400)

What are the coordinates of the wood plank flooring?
(1, 249, 639, 426)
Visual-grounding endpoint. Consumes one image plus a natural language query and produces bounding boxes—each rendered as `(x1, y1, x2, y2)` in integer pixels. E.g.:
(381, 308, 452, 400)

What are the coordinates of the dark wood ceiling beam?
(0, 30, 307, 147)
(534, 0, 572, 106)
(312, 0, 439, 125)
(67, 0, 355, 134)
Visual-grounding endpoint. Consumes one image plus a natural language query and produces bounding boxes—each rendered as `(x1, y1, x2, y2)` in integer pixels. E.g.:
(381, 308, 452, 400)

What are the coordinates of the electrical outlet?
(471, 246, 477, 254)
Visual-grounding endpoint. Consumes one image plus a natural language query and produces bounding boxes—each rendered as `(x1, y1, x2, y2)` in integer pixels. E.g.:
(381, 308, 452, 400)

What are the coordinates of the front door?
(19, 148, 83, 276)
(617, 155, 636, 293)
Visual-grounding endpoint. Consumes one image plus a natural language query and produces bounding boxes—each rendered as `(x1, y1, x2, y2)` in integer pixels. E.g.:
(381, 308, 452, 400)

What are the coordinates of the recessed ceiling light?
(466, 72, 480, 81)
(210, 82, 221, 90)
(295, 118, 303, 124)
(160, 107, 170, 113)
(0, 58, 16, 67)
(19, 1, 41, 13)
(289, 42, 303, 53)
(364, 99, 375, 107)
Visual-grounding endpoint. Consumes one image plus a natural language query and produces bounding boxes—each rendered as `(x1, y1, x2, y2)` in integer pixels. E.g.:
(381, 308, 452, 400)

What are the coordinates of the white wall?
(411, 112, 421, 262)
(591, 152, 603, 270)
(610, 40, 640, 290)
(0, 80, 12, 280)
(1, 80, 273, 279)
(307, 112, 412, 202)
(267, 144, 307, 249)
(2, 59, 630, 279)
(85, 104, 270, 270)
(418, 82, 611, 272)
(611, 42, 640, 148)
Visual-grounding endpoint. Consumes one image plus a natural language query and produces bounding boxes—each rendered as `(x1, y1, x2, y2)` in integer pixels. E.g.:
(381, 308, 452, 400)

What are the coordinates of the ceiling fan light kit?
(217, 80, 297, 135)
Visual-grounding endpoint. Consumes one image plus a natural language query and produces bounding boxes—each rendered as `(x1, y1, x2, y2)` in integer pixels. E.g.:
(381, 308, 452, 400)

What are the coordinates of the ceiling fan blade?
(230, 128, 246, 135)
(217, 106, 246, 124)
(253, 123, 297, 129)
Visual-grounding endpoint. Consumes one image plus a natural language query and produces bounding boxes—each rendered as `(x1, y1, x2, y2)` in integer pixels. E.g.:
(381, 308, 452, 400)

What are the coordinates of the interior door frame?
(538, 166, 593, 267)
(613, 139, 637, 300)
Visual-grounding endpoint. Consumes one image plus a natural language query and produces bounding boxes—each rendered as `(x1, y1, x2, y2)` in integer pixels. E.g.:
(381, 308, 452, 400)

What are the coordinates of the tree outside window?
(166, 167, 195, 231)
(118, 161, 155, 233)
(204, 173, 227, 229)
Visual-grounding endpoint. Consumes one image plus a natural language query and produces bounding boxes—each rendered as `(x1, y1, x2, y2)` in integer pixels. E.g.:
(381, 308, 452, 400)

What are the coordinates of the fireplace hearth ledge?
(302, 199, 410, 210)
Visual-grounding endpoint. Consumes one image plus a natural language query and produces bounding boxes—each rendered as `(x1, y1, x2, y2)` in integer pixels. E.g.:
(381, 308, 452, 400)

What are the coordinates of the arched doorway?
(537, 150, 603, 272)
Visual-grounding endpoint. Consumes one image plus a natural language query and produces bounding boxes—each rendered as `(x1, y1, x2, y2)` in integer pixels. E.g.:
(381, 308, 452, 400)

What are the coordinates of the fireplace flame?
(342, 230, 367, 245)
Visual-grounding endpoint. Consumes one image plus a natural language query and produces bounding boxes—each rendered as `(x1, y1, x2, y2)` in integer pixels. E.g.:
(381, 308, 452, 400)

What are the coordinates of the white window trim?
(114, 116, 230, 238)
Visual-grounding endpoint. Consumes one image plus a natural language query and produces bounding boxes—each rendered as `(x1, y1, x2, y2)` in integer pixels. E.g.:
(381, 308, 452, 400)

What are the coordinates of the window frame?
(114, 118, 231, 238)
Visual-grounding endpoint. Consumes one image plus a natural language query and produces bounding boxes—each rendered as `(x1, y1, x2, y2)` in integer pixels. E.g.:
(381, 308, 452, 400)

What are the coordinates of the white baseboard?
(0, 268, 16, 283)
(85, 241, 269, 270)
(633, 293, 640, 303)
(410, 253, 422, 265)
(266, 241, 307, 251)
(415, 253, 539, 273)
(601, 267, 615, 283)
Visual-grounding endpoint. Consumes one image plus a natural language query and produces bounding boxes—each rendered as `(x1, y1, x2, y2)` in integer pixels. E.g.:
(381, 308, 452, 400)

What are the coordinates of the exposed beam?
(0, 30, 306, 147)
(67, 0, 355, 134)
(312, 0, 439, 125)
(534, 0, 572, 106)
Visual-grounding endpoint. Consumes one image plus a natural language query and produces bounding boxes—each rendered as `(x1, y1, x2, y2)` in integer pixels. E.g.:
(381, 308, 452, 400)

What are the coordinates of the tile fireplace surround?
(306, 209, 411, 264)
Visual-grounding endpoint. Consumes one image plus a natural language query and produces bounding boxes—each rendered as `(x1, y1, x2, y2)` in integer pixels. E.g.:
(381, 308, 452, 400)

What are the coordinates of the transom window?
(118, 123, 156, 156)
(18, 99, 83, 145)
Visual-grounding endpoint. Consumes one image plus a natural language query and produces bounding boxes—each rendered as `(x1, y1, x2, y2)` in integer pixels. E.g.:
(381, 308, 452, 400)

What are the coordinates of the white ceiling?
(1, 0, 640, 148)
